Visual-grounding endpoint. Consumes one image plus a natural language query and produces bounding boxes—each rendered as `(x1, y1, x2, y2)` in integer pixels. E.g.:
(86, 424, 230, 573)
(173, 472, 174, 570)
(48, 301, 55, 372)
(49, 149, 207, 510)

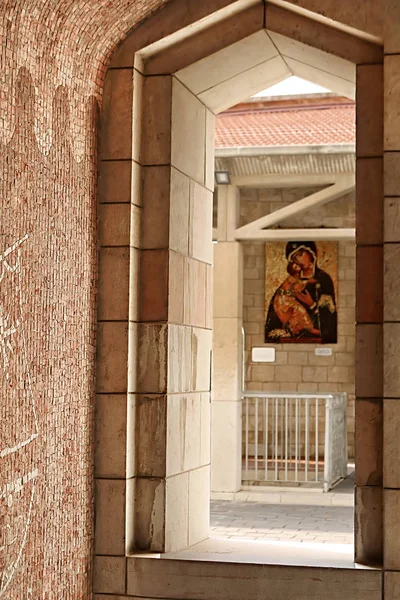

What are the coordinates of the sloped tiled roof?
(215, 100, 355, 148)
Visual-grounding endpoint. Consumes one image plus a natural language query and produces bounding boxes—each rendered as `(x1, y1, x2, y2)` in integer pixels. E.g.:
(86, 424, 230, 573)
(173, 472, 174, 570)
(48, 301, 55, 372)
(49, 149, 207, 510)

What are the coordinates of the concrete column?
(211, 185, 244, 493)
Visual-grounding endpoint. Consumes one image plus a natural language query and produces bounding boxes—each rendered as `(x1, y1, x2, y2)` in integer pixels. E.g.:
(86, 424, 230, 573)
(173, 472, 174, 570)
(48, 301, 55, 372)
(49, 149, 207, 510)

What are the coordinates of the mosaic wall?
(0, 1, 170, 597)
(0, 68, 96, 600)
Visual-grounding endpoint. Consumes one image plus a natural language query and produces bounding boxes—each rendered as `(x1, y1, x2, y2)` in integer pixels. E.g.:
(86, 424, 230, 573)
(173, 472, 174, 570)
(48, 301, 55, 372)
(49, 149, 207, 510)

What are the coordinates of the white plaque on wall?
(252, 347, 276, 363)
(315, 347, 333, 356)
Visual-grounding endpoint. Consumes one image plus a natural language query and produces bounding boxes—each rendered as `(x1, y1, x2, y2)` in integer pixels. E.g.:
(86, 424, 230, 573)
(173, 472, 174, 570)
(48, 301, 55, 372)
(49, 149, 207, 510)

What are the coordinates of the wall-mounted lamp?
(214, 170, 231, 185)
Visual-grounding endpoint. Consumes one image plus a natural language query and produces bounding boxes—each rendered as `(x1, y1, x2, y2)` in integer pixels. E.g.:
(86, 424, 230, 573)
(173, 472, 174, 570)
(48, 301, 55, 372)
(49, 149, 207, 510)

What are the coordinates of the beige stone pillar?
(382, 4, 400, 591)
(354, 63, 384, 566)
(133, 75, 214, 554)
(95, 67, 215, 592)
(212, 185, 244, 493)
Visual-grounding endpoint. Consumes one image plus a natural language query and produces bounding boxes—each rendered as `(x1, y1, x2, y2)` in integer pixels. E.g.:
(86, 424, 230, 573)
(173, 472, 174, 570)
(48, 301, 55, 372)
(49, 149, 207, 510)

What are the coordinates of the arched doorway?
(95, 0, 383, 594)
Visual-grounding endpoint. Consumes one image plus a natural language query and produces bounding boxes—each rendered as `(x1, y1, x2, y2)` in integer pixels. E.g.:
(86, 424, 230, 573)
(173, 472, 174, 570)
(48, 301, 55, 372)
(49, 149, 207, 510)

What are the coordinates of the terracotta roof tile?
(215, 103, 355, 148)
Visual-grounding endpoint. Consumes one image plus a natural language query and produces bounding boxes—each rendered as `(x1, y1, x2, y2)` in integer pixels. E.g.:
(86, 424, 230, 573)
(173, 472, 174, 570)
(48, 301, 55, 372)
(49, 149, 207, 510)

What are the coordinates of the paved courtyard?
(210, 500, 353, 545)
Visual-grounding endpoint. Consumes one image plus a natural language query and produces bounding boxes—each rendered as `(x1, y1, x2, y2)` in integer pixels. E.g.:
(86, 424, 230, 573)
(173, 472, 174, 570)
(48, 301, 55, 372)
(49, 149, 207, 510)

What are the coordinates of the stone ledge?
(210, 486, 354, 507)
(126, 551, 380, 599)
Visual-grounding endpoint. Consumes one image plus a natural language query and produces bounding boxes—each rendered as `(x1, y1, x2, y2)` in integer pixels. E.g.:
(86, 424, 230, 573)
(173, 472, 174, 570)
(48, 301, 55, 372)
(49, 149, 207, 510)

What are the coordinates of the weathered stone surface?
(101, 68, 134, 160)
(169, 251, 185, 324)
(95, 394, 127, 478)
(357, 64, 383, 158)
(137, 324, 168, 394)
(184, 258, 207, 327)
(94, 556, 126, 595)
(127, 556, 382, 599)
(188, 466, 210, 545)
(141, 75, 172, 165)
(355, 399, 382, 487)
(384, 323, 400, 398)
(383, 399, 400, 488)
(356, 157, 383, 246)
(98, 160, 133, 204)
(95, 479, 126, 556)
(97, 322, 129, 393)
(192, 327, 212, 393)
(385, 197, 400, 242)
(356, 245, 383, 323)
(384, 56, 400, 152)
(384, 244, 400, 321)
(385, 571, 400, 600)
(134, 477, 165, 552)
(99, 203, 131, 247)
(211, 400, 242, 493)
(354, 486, 383, 566)
(98, 247, 130, 321)
(384, 151, 400, 196)
(136, 394, 167, 477)
(141, 166, 171, 250)
(167, 324, 192, 394)
(166, 393, 202, 476)
(170, 167, 190, 255)
(140, 249, 169, 322)
(384, 489, 400, 569)
(356, 324, 383, 398)
(165, 472, 189, 552)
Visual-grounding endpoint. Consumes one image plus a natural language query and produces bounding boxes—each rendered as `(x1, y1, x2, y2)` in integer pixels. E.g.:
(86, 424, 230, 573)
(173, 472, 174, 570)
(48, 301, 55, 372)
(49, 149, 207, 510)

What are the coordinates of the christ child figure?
(273, 257, 321, 337)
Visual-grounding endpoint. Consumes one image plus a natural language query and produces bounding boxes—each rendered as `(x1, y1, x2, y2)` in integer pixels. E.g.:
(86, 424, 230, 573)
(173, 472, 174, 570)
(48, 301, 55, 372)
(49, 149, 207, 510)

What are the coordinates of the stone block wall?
(95, 66, 216, 595)
(241, 186, 356, 458)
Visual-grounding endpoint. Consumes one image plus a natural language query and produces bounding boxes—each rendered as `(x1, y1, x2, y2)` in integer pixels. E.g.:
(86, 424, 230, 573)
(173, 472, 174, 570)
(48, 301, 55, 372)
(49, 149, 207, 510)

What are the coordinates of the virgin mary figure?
(264, 241, 337, 344)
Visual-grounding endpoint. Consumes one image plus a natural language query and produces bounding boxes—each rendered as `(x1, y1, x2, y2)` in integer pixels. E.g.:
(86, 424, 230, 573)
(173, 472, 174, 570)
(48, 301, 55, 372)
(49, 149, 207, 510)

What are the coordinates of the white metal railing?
(242, 392, 348, 492)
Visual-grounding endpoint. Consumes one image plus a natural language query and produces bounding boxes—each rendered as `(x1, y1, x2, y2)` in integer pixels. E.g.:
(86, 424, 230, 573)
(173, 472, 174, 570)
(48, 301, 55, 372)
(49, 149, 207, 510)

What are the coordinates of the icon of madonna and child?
(264, 241, 338, 344)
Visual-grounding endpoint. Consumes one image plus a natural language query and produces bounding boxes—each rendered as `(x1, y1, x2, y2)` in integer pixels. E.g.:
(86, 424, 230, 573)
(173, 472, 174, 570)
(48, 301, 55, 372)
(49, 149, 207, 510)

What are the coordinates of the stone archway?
(95, 0, 384, 594)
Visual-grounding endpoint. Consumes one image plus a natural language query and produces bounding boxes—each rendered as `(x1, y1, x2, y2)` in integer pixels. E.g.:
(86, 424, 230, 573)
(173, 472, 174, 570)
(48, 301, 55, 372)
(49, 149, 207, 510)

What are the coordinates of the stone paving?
(210, 500, 354, 545)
